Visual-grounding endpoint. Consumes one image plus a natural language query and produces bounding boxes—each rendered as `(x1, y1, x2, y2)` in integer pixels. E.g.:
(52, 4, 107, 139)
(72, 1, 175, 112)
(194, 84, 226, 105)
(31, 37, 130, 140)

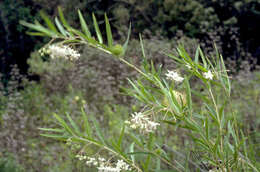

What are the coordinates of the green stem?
(119, 57, 148, 78)
(208, 86, 223, 154)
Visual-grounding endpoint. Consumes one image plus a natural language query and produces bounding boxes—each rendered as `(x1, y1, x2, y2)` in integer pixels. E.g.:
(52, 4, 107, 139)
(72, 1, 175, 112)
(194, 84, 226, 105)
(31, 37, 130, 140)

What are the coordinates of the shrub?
(19, 8, 259, 171)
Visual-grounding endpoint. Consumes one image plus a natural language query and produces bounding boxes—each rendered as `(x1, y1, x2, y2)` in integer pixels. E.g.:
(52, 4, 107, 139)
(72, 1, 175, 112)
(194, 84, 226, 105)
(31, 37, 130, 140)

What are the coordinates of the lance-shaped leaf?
(123, 23, 131, 55)
(58, 6, 69, 28)
(81, 107, 93, 138)
(55, 17, 67, 36)
(20, 20, 57, 37)
(53, 113, 75, 136)
(105, 13, 113, 48)
(92, 13, 103, 44)
(39, 11, 58, 33)
(78, 10, 91, 37)
(25, 31, 47, 36)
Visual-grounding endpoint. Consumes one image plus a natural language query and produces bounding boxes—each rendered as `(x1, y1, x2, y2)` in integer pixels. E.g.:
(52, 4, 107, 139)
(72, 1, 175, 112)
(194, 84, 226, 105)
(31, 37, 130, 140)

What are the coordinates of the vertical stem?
(209, 86, 223, 154)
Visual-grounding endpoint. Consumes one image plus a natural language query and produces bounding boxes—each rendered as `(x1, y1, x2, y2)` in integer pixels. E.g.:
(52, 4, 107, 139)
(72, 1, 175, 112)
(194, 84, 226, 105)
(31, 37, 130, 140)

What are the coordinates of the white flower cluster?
(125, 112, 160, 134)
(46, 45, 80, 61)
(203, 70, 214, 80)
(76, 155, 131, 172)
(98, 159, 130, 172)
(165, 70, 184, 83)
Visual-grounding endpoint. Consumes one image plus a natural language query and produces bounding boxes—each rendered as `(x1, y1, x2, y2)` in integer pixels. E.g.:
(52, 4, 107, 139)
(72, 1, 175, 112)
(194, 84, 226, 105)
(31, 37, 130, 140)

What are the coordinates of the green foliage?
(20, 7, 130, 57)
(20, 8, 259, 171)
(0, 3, 259, 171)
(0, 154, 24, 172)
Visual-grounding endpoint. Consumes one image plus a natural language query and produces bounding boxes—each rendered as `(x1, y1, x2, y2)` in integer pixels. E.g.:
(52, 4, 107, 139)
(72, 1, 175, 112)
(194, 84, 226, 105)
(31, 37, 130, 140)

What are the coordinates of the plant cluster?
(18, 8, 259, 171)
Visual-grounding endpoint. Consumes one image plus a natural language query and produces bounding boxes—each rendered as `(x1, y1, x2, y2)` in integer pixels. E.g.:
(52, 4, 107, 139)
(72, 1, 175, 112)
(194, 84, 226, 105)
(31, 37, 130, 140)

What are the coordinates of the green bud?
(111, 44, 124, 56)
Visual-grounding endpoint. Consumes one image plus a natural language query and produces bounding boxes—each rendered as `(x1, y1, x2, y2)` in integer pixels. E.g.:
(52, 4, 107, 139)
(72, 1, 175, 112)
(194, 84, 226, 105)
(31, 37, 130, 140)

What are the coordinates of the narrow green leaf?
(184, 77, 192, 110)
(92, 13, 103, 44)
(39, 11, 58, 33)
(55, 17, 67, 36)
(90, 116, 106, 145)
(228, 121, 238, 144)
(194, 46, 200, 64)
(25, 32, 47, 36)
(128, 79, 149, 103)
(123, 23, 131, 55)
(38, 127, 64, 133)
(78, 10, 91, 37)
(212, 134, 221, 156)
(165, 53, 183, 64)
(205, 117, 210, 140)
(129, 142, 135, 162)
(128, 133, 143, 148)
(53, 113, 75, 136)
(198, 47, 207, 68)
(204, 103, 218, 124)
(144, 134, 154, 171)
(66, 112, 81, 136)
(40, 133, 67, 139)
(111, 140, 122, 153)
(20, 20, 57, 37)
(105, 13, 113, 47)
(220, 55, 231, 96)
(139, 33, 146, 59)
(58, 6, 69, 28)
(81, 107, 93, 138)
(117, 125, 125, 148)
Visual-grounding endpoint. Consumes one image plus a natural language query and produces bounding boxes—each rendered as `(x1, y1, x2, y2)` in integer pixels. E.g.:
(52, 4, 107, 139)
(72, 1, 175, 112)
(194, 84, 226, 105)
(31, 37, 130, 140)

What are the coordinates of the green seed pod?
(111, 44, 124, 56)
(163, 90, 187, 107)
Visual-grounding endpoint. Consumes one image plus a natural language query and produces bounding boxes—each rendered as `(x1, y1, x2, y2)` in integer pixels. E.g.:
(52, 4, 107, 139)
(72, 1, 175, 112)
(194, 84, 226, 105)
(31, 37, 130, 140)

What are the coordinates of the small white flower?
(48, 45, 80, 61)
(127, 112, 160, 134)
(81, 155, 131, 172)
(203, 70, 214, 80)
(165, 70, 184, 83)
(116, 160, 130, 171)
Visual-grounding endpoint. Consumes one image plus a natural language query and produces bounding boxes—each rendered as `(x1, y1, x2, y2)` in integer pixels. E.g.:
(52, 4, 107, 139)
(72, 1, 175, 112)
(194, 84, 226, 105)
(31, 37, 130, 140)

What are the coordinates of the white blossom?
(165, 70, 184, 83)
(48, 45, 80, 60)
(82, 155, 131, 172)
(126, 112, 160, 134)
(76, 154, 87, 161)
(203, 70, 214, 80)
(115, 160, 130, 170)
(97, 160, 130, 172)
